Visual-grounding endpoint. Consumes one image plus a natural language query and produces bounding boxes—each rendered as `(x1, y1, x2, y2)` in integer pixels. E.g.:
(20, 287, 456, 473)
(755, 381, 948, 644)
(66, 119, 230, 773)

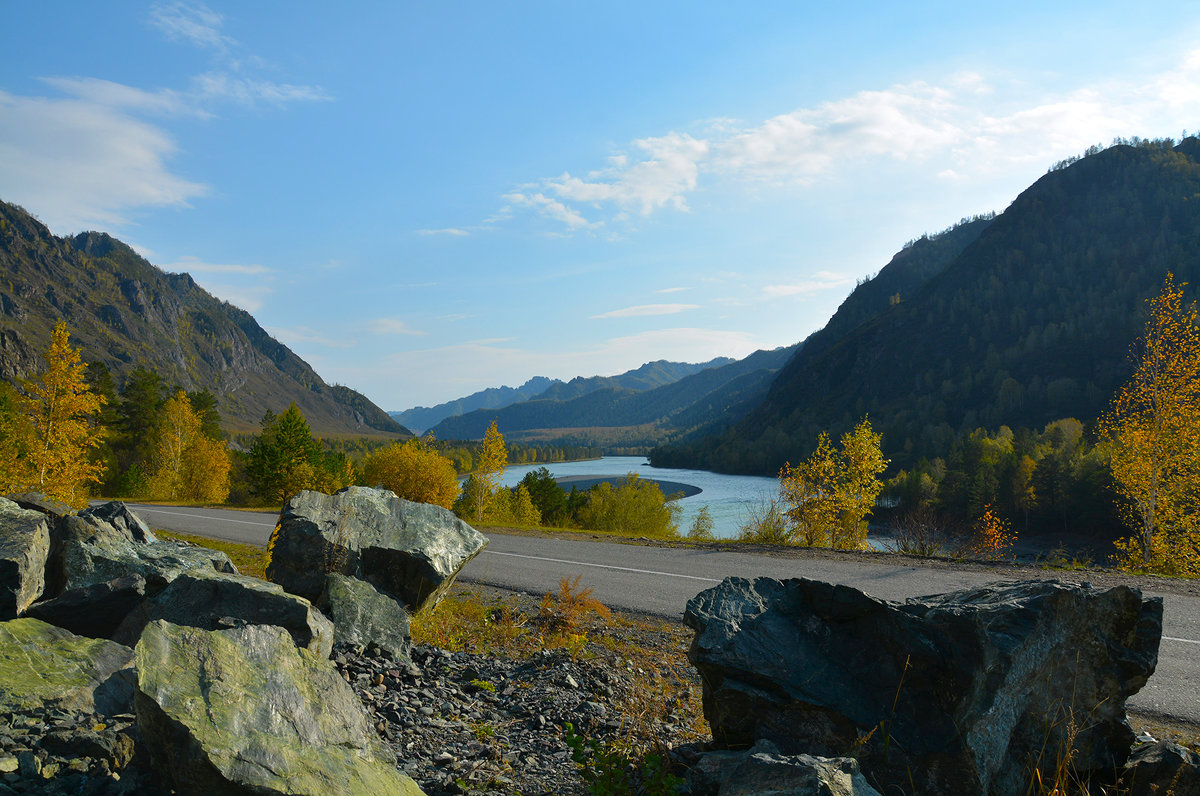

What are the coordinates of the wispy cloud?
(656, 286, 691, 294)
(590, 303, 699, 319)
(197, 282, 272, 312)
(267, 325, 353, 348)
(499, 53, 1200, 232)
(763, 271, 855, 298)
(163, 256, 273, 275)
(369, 318, 427, 336)
(0, 0, 328, 234)
(418, 227, 471, 237)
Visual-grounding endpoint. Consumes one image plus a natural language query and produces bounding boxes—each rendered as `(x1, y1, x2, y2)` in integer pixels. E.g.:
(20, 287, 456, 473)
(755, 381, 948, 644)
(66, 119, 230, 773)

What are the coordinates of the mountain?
(428, 347, 794, 446)
(391, 376, 558, 434)
(652, 138, 1200, 475)
(392, 357, 735, 435)
(0, 200, 411, 438)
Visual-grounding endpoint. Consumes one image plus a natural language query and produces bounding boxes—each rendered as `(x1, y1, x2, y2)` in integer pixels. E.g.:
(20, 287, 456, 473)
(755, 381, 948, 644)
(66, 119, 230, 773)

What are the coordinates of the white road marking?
(127, 506, 276, 528)
(1164, 636, 1200, 645)
(483, 550, 723, 583)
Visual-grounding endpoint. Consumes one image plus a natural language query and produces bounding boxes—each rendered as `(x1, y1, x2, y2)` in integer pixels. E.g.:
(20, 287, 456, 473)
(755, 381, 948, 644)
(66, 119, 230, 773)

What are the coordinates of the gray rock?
(134, 620, 424, 795)
(267, 486, 487, 611)
(0, 498, 50, 618)
(1122, 740, 1200, 796)
(115, 568, 334, 657)
(24, 574, 147, 638)
(3, 492, 73, 519)
(57, 501, 235, 594)
(721, 750, 881, 796)
(0, 617, 134, 716)
(685, 577, 1162, 796)
(318, 573, 411, 662)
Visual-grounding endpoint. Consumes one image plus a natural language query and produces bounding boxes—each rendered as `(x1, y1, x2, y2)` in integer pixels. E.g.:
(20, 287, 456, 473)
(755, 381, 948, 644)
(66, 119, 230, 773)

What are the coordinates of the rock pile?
(683, 576, 1195, 796)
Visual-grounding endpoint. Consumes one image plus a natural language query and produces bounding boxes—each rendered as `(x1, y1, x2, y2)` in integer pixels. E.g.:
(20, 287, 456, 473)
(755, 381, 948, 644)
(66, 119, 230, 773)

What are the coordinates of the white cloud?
(163, 256, 273, 275)
(267, 325, 353, 348)
(149, 0, 233, 52)
(498, 51, 1200, 233)
(39, 77, 199, 117)
(195, 282, 271, 312)
(369, 318, 427, 336)
(656, 286, 691, 293)
(190, 72, 331, 107)
(0, 90, 208, 232)
(763, 272, 855, 298)
(417, 228, 471, 237)
(590, 303, 699, 319)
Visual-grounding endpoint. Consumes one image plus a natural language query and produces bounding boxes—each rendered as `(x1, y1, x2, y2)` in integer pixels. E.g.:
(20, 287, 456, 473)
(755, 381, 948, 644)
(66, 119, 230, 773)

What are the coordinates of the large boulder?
(318, 573, 411, 662)
(685, 577, 1162, 796)
(56, 501, 235, 595)
(1121, 740, 1200, 796)
(0, 498, 50, 618)
(134, 620, 424, 795)
(115, 568, 334, 657)
(0, 617, 135, 716)
(24, 573, 147, 638)
(267, 486, 487, 611)
(686, 740, 881, 796)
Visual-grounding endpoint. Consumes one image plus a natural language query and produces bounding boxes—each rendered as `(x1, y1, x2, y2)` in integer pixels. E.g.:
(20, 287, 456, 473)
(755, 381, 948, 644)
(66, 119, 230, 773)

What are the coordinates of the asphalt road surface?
(124, 502, 1200, 725)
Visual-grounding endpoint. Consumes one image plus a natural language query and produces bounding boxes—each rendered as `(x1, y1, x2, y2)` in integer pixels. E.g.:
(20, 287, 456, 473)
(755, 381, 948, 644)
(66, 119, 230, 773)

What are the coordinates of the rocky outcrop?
(0, 498, 50, 618)
(0, 618, 134, 716)
(134, 620, 424, 795)
(115, 568, 334, 657)
(267, 486, 487, 611)
(56, 501, 235, 594)
(319, 573, 412, 662)
(685, 577, 1163, 796)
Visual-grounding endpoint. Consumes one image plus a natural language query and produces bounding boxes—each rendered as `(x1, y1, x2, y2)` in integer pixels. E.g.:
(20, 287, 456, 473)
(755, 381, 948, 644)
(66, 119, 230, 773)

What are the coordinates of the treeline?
(0, 322, 599, 509)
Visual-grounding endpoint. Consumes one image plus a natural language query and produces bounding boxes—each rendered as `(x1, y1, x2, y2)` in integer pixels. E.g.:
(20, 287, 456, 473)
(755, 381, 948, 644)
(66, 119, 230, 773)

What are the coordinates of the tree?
(576, 473, 680, 538)
(0, 382, 33, 493)
(687, 505, 716, 541)
(19, 322, 106, 507)
(1098, 274, 1200, 574)
(474, 420, 508, 523)
(519, 467, 568, 524)
(146, 390, 230, 502)
(779, 417, 888, 549)
(246, 403, 325, 505)
(362, 439, 459, 509)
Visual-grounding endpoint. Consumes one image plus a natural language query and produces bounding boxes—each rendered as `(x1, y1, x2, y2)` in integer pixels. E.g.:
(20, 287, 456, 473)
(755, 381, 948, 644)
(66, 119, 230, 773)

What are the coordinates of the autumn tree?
(145, 390, 230, 503)
(472, 420, 508, 523)
(18, 322, 107, 507)
(1098, 273, 1200, 575)
(362, 439, 459, 509)
(246, 403, 351, 505)
(779, 417, 888, 549)
(0, 382, 33, 493)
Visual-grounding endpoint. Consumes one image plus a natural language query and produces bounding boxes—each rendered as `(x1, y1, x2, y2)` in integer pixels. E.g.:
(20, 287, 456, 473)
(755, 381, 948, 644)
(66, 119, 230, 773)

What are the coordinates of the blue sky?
(3, 2, 1200, 411)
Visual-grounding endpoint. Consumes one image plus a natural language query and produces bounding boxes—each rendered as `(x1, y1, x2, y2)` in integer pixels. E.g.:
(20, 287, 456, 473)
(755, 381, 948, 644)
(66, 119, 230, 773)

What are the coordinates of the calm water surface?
(500, 455, 778, 539)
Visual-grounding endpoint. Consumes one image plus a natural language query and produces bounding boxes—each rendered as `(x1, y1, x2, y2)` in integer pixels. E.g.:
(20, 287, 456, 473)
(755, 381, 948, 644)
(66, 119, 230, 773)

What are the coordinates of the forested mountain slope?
(0, 200, 410, 437)
(430, 346, 795, 443)
(391, 376, 557, 434)
(652, 139, 1200, 474)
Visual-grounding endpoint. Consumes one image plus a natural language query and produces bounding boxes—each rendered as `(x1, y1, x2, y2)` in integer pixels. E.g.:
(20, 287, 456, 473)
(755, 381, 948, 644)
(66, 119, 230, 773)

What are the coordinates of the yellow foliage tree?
(361, 439, 459, 509)
(779, 416, 888, 549)
(1098, 273, 1200, 575)
(19, 322, 106, 508)
(967, 503, 1016, 560)
(0, 382, 34, 493)
(474, 420, 508, 523)
(146, 390, 230, 503)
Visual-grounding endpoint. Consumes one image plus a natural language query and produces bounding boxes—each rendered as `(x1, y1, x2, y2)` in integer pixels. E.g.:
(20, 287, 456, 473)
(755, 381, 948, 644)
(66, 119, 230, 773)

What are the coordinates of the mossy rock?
(0, 617, 134, 715)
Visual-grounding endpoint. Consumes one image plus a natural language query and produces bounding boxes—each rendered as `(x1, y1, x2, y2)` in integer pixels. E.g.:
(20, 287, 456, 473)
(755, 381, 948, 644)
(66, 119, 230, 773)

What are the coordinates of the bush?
(737, 498, 791, 544)
(576, 473, 679, 538)
(362, 439, 459, 509)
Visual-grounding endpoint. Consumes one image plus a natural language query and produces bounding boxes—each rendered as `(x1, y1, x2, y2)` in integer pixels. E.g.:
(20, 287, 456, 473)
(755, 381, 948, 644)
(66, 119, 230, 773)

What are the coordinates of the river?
(499, 455, 778, 539)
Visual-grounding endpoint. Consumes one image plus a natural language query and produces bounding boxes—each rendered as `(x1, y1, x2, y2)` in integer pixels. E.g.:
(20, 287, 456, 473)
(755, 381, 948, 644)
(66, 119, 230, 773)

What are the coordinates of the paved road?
(125, 502, 1200, 725)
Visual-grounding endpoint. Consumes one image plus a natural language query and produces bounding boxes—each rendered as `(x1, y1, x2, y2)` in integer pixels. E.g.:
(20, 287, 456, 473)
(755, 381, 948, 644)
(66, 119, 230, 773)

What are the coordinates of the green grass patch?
(155, 530, 270, 579)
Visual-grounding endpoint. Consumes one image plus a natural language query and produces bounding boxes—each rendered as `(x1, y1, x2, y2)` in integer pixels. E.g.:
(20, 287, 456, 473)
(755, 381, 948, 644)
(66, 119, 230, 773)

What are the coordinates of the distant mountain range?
(0, 200, 410, 438)
(391, 358, 735, 434)
(652, 138, 1200, 474)
(424, 348, 795, 447)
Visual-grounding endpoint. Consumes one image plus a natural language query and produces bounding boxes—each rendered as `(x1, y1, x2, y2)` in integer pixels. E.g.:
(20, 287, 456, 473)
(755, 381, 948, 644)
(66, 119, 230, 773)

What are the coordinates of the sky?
(3, 2, 1200, 412)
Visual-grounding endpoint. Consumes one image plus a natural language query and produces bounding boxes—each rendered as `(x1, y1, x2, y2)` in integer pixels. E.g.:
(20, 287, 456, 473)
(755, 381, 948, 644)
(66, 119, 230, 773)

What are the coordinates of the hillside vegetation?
(654, 138, 1200, 475)
(0, 200, 408, 438)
